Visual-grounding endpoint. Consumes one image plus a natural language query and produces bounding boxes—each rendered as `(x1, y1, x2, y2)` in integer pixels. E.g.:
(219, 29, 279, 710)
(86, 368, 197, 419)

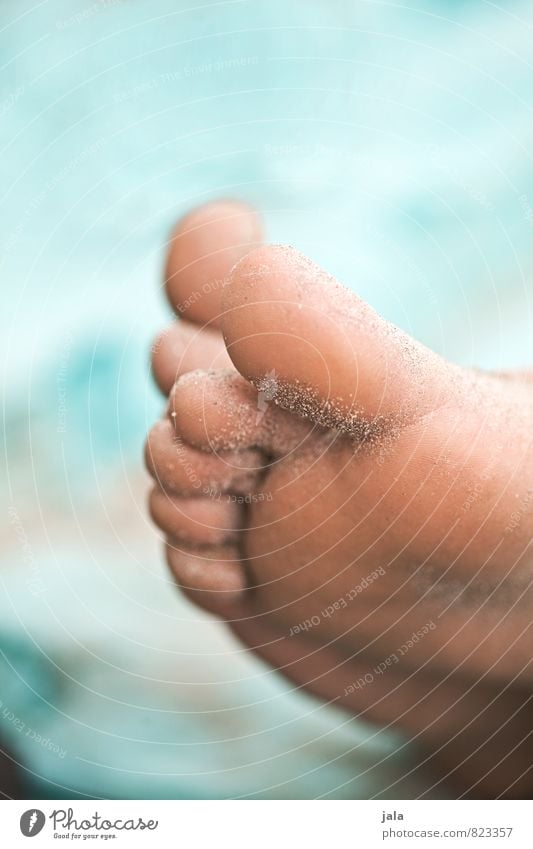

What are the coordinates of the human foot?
(146, 201, 533, 798)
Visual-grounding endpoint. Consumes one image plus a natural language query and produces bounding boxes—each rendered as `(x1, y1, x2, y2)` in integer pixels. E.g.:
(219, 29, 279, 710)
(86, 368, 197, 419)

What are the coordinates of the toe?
(169, 369, 313, 456)
(221, 245, 458, 436)
(144, 418, 264, 496)
(165, 199, 262, 327)
(166, 542, 247, 614)
(149, 488, 242, 546)
(151, 320, 232, 395)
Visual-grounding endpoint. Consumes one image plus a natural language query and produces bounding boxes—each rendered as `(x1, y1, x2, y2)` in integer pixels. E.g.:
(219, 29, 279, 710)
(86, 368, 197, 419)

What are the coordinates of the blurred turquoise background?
(1, 0, 533, 799)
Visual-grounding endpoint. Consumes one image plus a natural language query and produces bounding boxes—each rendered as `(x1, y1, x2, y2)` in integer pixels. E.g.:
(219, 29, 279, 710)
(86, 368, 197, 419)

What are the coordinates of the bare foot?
(146, 201, 533, 798)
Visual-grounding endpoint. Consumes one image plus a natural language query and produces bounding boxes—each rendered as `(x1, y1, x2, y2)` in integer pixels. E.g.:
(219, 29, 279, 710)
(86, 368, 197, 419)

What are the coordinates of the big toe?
(221, 246, 458, 438)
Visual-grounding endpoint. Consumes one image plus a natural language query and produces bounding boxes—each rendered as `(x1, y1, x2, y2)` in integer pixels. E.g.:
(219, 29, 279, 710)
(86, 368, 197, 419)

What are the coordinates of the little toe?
(149, 488, 242, 546)
(165, 541, 247, 615)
